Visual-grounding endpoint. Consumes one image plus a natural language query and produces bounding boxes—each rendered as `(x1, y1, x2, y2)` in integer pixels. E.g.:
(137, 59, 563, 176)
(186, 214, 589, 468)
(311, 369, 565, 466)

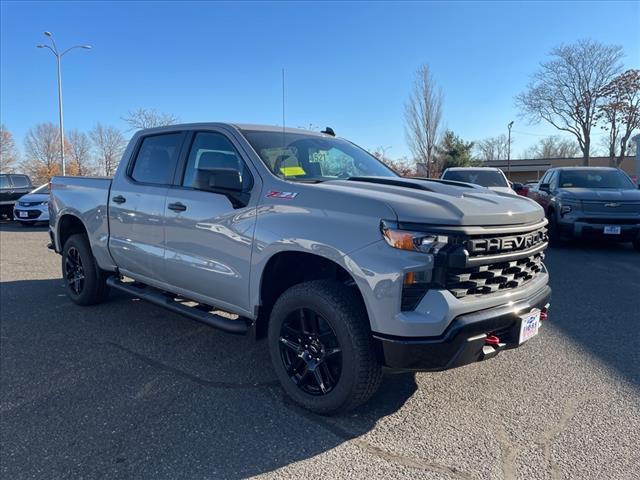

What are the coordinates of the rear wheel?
(268, 280, 382, 415)
(61, 234, 109, 305)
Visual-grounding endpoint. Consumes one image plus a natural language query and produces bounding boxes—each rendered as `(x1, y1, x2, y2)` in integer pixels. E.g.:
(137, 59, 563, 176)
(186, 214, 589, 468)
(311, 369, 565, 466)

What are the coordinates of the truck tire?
(61, 234, 109, 306)
(268, 280, 382, 415)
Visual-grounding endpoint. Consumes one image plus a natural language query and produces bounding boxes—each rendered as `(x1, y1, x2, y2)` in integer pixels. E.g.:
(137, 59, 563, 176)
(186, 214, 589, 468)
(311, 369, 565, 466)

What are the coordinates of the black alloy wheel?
(279, 307, 342, 395)
(65, 246, 85, 295)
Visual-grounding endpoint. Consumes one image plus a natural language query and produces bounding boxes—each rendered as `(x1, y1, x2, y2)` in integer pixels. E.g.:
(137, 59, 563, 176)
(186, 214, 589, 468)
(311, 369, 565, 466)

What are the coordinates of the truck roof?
(135, 122, 332, 137)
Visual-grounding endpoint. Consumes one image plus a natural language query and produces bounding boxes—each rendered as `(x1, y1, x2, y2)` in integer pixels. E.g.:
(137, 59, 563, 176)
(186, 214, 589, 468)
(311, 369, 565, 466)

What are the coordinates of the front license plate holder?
(604, 225, 621, 235)
(519, 309, 541, 344)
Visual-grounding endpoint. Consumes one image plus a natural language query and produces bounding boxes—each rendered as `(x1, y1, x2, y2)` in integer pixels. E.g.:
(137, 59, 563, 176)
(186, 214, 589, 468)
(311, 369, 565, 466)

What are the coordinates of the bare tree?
(21, 123, 63, 184)
(67, 130, 96, 176)
(523, 136, 581, 159)
(516, 40, 623, 165)
(475, 134, 511, 161)
(122, 108, 179, 130)
(371, 148, 415, 176)
(404, 64, 443, 176)
(597, 69, 640, 166)
(90, 124, 127, 176)
(0, 124, 19, 173)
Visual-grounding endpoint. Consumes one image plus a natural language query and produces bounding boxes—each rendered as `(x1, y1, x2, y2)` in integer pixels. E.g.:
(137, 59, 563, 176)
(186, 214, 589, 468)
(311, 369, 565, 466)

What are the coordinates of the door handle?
(168, 202, 187, 212)
(112, 195, 126, 204)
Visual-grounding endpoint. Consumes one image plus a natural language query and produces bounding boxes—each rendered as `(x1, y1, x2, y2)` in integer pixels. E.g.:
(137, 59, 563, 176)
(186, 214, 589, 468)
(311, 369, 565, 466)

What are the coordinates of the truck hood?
(558, 188, 640, 202)
(17, 193, 49, 203)
(318, 177, 544, 226)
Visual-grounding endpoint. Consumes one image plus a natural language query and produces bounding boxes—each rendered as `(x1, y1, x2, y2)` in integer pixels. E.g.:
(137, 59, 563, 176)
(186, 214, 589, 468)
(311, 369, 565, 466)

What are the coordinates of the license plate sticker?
(604, 225, 621, 235)
(519, 310, 541, 344)
(18, 211, 28, 218)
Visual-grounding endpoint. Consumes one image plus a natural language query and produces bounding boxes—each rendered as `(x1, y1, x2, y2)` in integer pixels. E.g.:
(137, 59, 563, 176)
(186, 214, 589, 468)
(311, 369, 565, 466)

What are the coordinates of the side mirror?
(195, 167, 243, 192)
(513, 182, 524, 191)
(193, 167, 250, 208)
(539, 183, 551, 192)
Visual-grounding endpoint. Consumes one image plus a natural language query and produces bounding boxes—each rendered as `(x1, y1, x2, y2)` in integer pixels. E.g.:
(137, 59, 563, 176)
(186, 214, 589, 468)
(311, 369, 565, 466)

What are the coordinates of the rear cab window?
(130, 133, 185, 185)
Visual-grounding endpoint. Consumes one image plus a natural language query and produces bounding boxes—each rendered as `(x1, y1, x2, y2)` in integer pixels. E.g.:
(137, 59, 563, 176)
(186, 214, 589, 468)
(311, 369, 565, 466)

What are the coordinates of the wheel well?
(256, 251, 365, 338)
(58, 215, 88, 249)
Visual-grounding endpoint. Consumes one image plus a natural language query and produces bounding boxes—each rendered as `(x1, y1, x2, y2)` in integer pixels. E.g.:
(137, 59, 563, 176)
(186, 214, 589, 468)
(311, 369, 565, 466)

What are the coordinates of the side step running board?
(106, 277, 251, 335)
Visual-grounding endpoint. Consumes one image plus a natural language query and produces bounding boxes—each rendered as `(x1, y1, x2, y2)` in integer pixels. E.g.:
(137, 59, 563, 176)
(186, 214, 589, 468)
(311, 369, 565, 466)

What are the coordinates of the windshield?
(242, 130, 398, 181)
(30, 184, 49, 194)
(442, 169, 508, 187)
(559, 170, 635, 189)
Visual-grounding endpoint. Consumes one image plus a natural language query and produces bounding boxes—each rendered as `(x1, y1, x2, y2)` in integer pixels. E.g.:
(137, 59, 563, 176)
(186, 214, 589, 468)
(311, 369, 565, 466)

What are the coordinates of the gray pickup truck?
(49, 123, 551, 414)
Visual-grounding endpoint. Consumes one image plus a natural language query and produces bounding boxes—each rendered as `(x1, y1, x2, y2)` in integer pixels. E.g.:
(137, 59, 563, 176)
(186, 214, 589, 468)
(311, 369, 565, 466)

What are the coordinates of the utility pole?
(507, 121, 514, 180)
(37, 32, 92, 175)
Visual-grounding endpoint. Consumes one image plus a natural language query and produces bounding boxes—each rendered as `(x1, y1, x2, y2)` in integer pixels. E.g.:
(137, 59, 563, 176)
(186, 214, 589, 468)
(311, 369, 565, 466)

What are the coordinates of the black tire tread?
(270, 280, 382, 414)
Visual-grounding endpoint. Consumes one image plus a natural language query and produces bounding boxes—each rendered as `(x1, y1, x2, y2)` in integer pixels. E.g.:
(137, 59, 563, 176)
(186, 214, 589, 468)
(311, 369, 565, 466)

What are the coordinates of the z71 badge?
(266, 191, 298, 200)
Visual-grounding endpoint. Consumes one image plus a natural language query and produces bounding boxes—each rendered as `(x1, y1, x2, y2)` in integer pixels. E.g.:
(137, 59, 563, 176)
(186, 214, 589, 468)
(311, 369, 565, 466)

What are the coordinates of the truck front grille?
(446, 252, 544, 299)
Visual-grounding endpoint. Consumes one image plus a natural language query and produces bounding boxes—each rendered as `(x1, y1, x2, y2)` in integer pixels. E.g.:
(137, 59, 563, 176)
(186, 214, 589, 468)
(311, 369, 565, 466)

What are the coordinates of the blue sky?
(1, 1, 639, 159)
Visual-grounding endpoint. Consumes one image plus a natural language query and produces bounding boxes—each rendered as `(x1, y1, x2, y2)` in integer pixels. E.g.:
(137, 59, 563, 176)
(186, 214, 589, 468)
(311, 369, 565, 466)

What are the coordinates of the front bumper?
(374, 284, 551, 371)
(13, 206, 48, 222)
(558, 217, 640, 240)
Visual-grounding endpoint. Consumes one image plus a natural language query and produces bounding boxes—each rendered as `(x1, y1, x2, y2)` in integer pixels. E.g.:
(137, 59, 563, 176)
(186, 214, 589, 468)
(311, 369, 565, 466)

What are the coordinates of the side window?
(182, 132, 245, 190)
(0, 176, 10, 189)
(548, 171, 559, 189)
(131, 133, 183, 185)
(10, 175, 30, 188)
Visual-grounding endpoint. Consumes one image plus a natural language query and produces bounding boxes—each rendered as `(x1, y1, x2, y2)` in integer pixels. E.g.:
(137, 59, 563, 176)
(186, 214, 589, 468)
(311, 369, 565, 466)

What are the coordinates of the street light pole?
(507, 121, 514, 181)
(37, 32, 91, 176)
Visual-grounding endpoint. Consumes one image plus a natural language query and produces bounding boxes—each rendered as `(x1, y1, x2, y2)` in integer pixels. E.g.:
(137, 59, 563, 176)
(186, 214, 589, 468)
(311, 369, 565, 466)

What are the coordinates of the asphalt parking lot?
(0, 221, 639, 480)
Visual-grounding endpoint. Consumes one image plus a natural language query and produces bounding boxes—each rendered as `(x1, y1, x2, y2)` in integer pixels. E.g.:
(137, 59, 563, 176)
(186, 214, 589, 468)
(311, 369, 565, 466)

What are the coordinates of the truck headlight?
(380, 221, 449, 254)
(559, 198, 579, 216)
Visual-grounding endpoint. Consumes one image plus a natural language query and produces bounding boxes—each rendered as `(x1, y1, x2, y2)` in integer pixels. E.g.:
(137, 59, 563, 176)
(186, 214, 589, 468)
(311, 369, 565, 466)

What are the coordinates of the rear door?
(0, 175, 12, 206)
(108, 132, 186, 284)
(163, 129, 259, 315)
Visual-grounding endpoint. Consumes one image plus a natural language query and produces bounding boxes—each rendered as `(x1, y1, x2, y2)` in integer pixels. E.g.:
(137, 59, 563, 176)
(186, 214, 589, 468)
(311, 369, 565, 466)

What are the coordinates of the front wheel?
(61, 234, 109, 305)
(268, 280, 382, 415)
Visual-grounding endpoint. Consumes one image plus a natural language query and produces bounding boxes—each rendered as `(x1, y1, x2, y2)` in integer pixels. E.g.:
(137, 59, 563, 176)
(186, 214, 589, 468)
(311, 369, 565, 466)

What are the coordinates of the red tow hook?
(485, 335, 500, 346)
(540, 304, 550, 321)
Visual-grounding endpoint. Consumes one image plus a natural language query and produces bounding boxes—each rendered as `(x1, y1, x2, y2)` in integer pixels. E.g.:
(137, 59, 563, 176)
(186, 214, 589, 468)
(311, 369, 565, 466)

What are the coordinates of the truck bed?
(49, 176, 114, 271)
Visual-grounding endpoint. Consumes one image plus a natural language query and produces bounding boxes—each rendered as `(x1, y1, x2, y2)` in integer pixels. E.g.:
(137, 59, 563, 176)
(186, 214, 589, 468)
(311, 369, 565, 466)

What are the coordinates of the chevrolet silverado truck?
(527, 167, 640, 249)
(49, 123, 551, 414)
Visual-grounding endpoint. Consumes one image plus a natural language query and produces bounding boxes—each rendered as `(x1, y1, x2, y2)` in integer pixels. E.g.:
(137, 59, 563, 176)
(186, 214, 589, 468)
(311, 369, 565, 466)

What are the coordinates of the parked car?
(49, 123, 550, 414)
(13, 184, 50, 226)
(441, 167, 517, 194)
(527, 167, 640, 249)
(0, 174, 33, 219)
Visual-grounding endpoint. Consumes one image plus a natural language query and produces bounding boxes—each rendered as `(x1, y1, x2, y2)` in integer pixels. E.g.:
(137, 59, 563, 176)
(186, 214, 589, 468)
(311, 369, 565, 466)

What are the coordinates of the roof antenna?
(281, 68, 286, 150)
(321, 127, 335, 136)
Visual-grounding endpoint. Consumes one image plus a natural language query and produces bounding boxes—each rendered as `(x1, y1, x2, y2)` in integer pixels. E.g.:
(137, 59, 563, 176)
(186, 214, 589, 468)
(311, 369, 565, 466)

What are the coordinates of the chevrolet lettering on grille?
(465, 228, 548, 254)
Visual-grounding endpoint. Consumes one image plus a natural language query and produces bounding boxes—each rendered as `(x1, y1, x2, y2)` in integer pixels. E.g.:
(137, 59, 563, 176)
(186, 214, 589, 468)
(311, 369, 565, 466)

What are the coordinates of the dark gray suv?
(527, 167, 640, 250)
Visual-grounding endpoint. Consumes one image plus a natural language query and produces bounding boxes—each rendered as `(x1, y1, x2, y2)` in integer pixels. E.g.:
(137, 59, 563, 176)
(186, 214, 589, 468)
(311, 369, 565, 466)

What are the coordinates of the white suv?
(441, 167, 516, 195)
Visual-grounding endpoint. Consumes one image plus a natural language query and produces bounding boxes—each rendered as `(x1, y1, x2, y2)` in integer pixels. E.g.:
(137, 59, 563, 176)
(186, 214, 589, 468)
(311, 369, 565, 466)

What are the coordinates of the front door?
(108, 132, 186, 284)
(163, 130, 259, 316)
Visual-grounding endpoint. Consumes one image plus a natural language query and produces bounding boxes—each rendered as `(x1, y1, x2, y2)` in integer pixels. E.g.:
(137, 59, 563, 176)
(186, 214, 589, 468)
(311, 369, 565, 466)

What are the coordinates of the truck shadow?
(544, 241, 640, 389)
(0, 278, 417, 479)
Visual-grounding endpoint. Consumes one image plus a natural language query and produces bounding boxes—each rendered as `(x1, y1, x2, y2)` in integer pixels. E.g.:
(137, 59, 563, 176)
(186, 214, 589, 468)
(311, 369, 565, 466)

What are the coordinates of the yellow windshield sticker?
(280, 166, 306, 176)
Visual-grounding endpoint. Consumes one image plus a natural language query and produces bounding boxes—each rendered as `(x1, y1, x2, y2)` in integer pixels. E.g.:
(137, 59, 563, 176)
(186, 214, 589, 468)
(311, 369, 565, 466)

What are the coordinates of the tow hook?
(540, 303, 550, 321)
(481, 334, 505, 360)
